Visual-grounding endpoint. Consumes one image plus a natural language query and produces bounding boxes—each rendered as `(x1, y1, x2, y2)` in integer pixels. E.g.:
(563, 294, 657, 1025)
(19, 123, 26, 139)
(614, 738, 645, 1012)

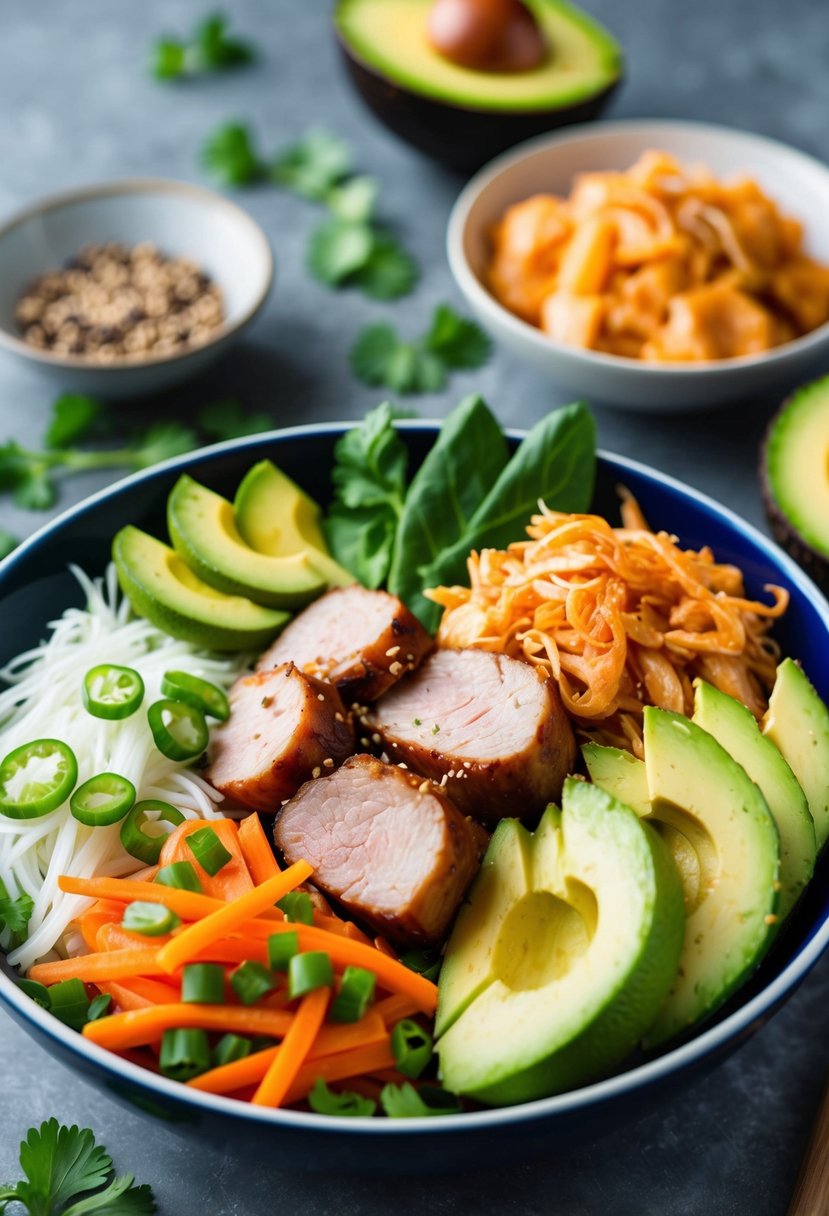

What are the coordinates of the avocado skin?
(335, 44, 621, 175)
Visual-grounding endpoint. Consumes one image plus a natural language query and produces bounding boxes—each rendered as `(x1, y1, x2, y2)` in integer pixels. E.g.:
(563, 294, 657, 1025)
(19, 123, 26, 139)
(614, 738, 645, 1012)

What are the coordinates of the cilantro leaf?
(272, 130, 352, 201)
(16, 1121, 112, 1215)
(129, 422, 198, 468)
(63, 1174, 155, 1215)
(0, 529, 18, 560)
(198, 400, 273, 441)
(349, 305, 489, 395)
(379, 1082, 461, 1118)
(14, 468, 55, 511)
(201, 122, 267, 187)
(351, 232, 418, 300)
(307, 219, 375, 286)
(150, 38, 187, 80)
(0, 879, 33, 943)
(195, 15, 253, 70)
(424, 303, 492, 369)
(45, 395, 101, 450)
(326, 175, 378, 223)
(308, 1078, 376, 1118)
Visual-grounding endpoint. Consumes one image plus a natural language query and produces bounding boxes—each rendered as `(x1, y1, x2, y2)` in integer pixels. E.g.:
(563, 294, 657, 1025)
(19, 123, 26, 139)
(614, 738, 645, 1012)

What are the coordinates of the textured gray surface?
(0, 1, 828, 1211)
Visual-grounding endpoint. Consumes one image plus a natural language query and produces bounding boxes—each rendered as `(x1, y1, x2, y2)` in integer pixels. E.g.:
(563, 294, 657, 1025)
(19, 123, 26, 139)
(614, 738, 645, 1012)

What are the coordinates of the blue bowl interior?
(1, 421, 828, 1170)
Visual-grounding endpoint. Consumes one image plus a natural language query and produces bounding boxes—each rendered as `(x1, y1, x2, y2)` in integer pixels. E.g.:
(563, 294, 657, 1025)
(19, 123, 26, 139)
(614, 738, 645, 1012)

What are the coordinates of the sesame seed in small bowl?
(0, 179, 273, 399)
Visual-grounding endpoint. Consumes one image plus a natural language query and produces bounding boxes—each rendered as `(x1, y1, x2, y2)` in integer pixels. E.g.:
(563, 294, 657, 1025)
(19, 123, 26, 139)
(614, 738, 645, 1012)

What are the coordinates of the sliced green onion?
(120, 800, 185, 865)
(399, 948, 441, 983)
(18, 979, 50, 1009)
(161, 671, 230, 722)
(48, 978, 89, 1030)
(159, 1028, 211, 1081)
(267, 930, 299, 972)
(122, 900, 181, 937)
(0, 739, 77, 820)
(391, 1019, 433, 1078)
(155, 861, 203, 893)
(212, 1034, 253, 1068)
(277, 891, 314, 924)
(87, 993, 112, 1021)
(83, 664, 144, 720)
(379, 1082, 461, 1118)
(187, 826, 232, 876)
(288, 951, 333, 999)
(230, 961, 276, 1006)
(69, 772, 135, 827)
(329, 966, 376, 1024)
(147, 699, 209, 762)
(308, 1078, 376, 1117)
(182, 963, 225, 1005)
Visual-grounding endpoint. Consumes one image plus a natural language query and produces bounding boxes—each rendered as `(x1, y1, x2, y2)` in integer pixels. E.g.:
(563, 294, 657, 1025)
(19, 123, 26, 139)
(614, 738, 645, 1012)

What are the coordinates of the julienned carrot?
(156, 862, 313, 975)
(59, 876, 225, 921)
(373, 994, 420, 1026)
(237, 814, 280, 885)
(187, 1013, 389, 1095)
(113, 976, 181, 1004)
(283, 1039, 397, 1106)
(159, 818, 254, 900)
(83, 1003, 294, 1050)
(78, 908, 119, 952)
(97, 981, 155, 1012)
(30, 949, 164, 985)
(96, 923, 172, 952)
(252, 986, 329, 1107)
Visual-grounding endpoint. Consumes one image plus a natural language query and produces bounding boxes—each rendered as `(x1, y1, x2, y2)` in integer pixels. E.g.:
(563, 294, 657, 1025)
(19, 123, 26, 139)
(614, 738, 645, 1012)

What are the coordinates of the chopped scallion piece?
(0, 738, 78, 820)
(161, 671, 231, 721)
(288, 950, 333, 999)
(329, 966, 376, 1023)
(83, 664, 144, 720)
(267, 930, 299, 972)
(155, 860, 203, 893)
(308, 1077, 376, 1117)
(17, 978, 50, 1009)
(391, 1019, 433, 1078)
(276, 891, 314, 924)
(69, 771, 135, 827)
(120, 800, 185, 865)
(399, 948, 441, 983)
(187, 826, 232, 876)
(212, 1034, 253, 1068)
(230, 960, 276, 1006)
(122, 900, 181, 937)
(159, 1027, 212, 1081)
(182, 963, 225, 1005)
(147, 699, 209, 762)
(87, 993, 112, 1021)
(48, 978, 89, 1030)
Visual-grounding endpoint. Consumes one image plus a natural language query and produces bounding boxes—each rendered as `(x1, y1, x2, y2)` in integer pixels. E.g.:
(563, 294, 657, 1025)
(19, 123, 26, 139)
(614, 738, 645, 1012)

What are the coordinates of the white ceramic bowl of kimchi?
(447, 120, 829, 412)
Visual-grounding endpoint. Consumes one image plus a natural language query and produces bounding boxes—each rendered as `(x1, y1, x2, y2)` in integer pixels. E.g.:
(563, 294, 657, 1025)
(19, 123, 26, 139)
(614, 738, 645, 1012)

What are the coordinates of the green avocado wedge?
(168, 475, 330, 610)
(763, 658, 829, 849)
(435, 779, 684, 1106)
(113, 526, 289, 652)
(693, 679, 815, 919)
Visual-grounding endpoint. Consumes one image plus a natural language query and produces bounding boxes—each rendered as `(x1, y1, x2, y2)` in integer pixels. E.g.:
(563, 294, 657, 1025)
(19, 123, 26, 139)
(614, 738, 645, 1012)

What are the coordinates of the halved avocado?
(113, 526, 289, 652)
(763, 658, 829, 849)
(762, 375, 829, 592)
(334, 0, 623, 172)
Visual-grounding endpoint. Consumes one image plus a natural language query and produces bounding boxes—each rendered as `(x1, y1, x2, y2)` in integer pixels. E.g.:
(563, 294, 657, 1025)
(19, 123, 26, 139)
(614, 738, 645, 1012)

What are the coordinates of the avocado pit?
(427, 0, 548, 73)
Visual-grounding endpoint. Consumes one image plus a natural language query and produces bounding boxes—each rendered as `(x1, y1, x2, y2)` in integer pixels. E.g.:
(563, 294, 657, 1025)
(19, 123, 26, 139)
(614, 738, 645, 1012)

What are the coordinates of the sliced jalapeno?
(0, 739, 77, 820)
(120, 799, 185, 865)
(70, 772, 136, 827)
(161, 671, 230, 722)
(147, 699, 209, 762)
(83, 664, 144, 721)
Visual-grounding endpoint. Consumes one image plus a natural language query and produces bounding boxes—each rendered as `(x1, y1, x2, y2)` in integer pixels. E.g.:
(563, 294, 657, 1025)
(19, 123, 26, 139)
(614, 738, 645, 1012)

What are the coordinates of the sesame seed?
(317, 693, 326, 702)
(372, 733, 381, 744)
(385, 646, 401, 657)
(360, 737, 370, 747)
(312, 766, 322, 779)
(439, 774, 448, 787)
(389, 661, 402, 676)
(398, 762, 408, 770)
(463, 761, 471, 769)
(418, 780, 430, 794)
(406, 653, 414, 662)
(448, 770, 456, 779)
(335, 712, 344, 722)
(323, 758, 335, 768)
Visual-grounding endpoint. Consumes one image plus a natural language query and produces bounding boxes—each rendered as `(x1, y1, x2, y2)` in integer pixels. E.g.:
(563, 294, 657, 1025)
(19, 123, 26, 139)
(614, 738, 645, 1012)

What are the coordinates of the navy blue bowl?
(1, 421, 828, 1174)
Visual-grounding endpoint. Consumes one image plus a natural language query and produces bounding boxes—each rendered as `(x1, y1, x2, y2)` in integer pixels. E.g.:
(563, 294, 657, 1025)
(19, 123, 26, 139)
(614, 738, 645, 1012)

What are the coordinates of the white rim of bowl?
(447, 117, 829, 377)
(0, 177, 275, 372)
(1, 418, 828, 1135)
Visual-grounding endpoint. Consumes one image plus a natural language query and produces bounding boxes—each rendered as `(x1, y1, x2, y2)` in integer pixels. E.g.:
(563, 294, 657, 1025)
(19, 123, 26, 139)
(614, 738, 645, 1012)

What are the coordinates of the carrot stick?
(159, 818, 254, 900)
(83, 1003, 294, 1050)
(58, 874, 283, 923)
(252, 986, 329, 1107)
(187, 1012, 388, 1095)
(237, 814, 280, 884)
(29, 948, 165, 985)
(156, 862, 313, 975)
(78, 909, 119, 952)
(97, 981, 155, 1012)
(96, 923, 172, 952)
(284, 1039, 397, 1106)
(373, 994, 420, 1026)
(118, 976, 182, 1003)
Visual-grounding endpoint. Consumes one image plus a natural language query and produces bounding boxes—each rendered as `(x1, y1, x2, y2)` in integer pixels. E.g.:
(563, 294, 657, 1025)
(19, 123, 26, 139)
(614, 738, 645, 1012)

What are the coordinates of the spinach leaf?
(387, 395, 508, 625)
(420, 401, 596, 607)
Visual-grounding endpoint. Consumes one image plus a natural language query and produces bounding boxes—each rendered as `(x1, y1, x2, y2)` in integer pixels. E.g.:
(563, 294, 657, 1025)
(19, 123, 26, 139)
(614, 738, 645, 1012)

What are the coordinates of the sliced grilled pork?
(255, 585, 432, 704)
(274, 754, 483, 946)
(206, 663, 354, 813)
(365, 648, 577, 826)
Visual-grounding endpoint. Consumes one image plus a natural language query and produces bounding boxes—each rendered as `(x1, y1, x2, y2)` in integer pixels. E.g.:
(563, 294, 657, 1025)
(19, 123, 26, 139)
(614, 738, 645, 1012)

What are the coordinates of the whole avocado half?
(333, 0, 623, 173)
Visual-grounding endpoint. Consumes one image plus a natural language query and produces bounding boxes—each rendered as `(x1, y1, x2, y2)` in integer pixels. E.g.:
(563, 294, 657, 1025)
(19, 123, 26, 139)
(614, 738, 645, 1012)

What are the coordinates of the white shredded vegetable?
(0, 564, 250, 971)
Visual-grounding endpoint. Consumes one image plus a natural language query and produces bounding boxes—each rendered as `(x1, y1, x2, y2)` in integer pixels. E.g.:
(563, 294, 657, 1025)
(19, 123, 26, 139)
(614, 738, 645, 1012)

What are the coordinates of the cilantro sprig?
(351, 304, 491, 394)
(0, 876, 33, 948)
(0, 1119, 155, 1214)
(151, 13, 254, 81)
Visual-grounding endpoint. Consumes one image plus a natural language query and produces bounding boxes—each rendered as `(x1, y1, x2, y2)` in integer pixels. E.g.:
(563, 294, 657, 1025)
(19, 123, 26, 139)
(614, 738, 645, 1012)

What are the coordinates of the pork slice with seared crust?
(255, 585, 432, 704)
(206, 663, 354, 813)
(274, 754, 484, 946)
(365, 648, 577, 826)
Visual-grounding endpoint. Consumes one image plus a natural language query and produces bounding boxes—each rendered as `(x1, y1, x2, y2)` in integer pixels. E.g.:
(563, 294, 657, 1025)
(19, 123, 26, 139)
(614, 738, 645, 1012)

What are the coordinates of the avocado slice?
(168, 475, 329, 610)
(234, 460, 352, 588)
(641, 708, 779, 1046)
(763, 658, 829, 849)
(435, 779, 684, 1105)
(693, 679, 815, 919)
(762, 375, 829, 592)
(113, 526, 289, 652)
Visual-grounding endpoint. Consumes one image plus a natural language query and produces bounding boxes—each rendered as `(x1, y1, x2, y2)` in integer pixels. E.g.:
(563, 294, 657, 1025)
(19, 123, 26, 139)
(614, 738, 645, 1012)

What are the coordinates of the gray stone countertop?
(0, 1, 828, 1211)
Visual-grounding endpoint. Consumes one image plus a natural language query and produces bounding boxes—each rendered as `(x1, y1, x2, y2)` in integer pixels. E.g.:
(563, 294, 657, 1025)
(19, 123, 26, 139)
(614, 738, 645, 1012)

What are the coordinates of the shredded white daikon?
(0, 564, 250, 971)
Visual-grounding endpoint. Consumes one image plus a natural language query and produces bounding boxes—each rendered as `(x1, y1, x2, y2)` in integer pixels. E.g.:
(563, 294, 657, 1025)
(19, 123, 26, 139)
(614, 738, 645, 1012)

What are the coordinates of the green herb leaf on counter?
(351, 305, 490, 394)
(307, 219, 375, 287)
(351, 233, 418, 301)
(201, 122, 267, 187)
(124, 422, 198, 468)
(271, 129, 352, 201)
(198, 399, 273, 441)
(379, 1082, 461, 1118)
(326, 175, 379, 224)
(44, 394, 101, 450)
(151, 14, 253, 81)
(0, 528, 18, 560)
(0, 1119, 156, 1215)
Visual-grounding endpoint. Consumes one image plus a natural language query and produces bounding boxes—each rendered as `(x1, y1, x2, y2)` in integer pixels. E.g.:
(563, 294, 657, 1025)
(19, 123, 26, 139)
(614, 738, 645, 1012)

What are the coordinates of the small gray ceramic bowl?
(0, 179, 273, 399)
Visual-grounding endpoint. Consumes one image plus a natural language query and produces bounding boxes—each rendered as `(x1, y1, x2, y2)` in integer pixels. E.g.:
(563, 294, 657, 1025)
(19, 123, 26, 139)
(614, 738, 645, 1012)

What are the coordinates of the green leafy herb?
(323, 403, 408, 588)
(0, 876, 33, 947)
(0, 529, 18, 559)
(379, 1082, 461, 1118)
(151, 13, 253, 80)
(271, 130, 352, 201)
(351, 305, 491, 395)
(201, 122, 267, 187)
(0, 1119, 156, 1214)
(44, 395, 101, 450)
(198, 400, 273, 441)
(350, 233, 418, 301)
(307, 219, 375, 287)
(326, 175, 378, 224)
(308, 1078, 376, 1117)
(387, 395, 508, 625)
